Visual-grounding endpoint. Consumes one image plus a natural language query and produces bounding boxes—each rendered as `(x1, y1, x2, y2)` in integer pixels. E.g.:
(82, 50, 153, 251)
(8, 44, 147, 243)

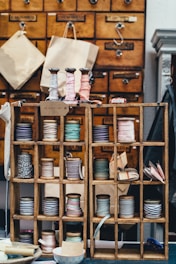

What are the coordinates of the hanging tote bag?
(0, 30, 45, 90)
(40, 22, 99, 97)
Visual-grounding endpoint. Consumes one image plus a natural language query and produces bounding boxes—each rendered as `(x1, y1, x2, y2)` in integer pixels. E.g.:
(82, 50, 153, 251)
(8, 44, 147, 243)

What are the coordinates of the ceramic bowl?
(53, 247, 85, 264)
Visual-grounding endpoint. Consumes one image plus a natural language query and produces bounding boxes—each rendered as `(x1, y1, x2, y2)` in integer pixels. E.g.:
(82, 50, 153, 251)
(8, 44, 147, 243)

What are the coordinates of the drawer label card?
(9, 14, 37, 22)
(105, 42, 134, 50)
(56, 13, 85, 22)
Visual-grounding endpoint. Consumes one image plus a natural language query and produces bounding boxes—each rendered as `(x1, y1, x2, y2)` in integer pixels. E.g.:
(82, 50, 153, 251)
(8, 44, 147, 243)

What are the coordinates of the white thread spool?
(96, 194, 110, 217)
(117, 117, 135, 143)
(119, 195, 134, 218)
(40, 158, 54, 179)
(43, 120, 58, 141)
(41, 230, 56, 254)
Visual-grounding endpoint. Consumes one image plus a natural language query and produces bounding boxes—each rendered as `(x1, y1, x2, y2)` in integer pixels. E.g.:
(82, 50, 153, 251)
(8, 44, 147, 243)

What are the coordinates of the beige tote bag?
(40, 22, 99, 97)
(0, 30, 45, 90)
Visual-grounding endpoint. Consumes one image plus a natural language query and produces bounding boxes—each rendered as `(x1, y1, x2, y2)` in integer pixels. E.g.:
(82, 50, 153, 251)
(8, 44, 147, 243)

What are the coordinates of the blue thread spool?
(65, 120, 80, 142)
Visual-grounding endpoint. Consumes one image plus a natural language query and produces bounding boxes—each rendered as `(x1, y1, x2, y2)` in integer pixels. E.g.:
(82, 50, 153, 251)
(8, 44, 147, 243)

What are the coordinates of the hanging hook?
(113, 24, 124, 46)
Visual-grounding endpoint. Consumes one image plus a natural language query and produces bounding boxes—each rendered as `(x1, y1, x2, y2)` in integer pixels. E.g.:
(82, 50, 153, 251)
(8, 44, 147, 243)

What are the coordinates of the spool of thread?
(17, 152, 33, 178)
(65, 232, 82, 242)
(79, 68, 91, 101)
(20, 197, 34, 216)
(46, 68, 59, 101)
(19, 230, 33, 244)
(66, 193, 82, 217)
(119, 195, 135, 218)
(40, 158, 54, 179)
(117, 117, 135, 143)
(43, 120, 58, 141)
(64, 68, 76, 102)
(94, 158, 109, 180)
(65, 157, 83, 180)
(16, 122, 32, 141)
(65, 120, 80, 142)
(41, 230, 56, 254)
(96, 194, 110, 217)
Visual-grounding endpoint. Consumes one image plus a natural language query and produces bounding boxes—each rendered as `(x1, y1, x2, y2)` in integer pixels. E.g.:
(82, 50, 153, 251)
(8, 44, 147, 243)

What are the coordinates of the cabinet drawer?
(0, 13, 46, 39)
(77, 0, 110, 11)
(111, 0, 145, 12)
(95, 40, 144, 68)
(44, 0, 76, 11)
(9, 92, 41, 103)
(96, 13, 145, 39)
(109, 70, 143, 93)
(47, 12, 95, 38)
(108, 93, 143, 115)
(0, 0, 9, 11)
(91, 71, 108, 93)
(11, 0, 43, 11)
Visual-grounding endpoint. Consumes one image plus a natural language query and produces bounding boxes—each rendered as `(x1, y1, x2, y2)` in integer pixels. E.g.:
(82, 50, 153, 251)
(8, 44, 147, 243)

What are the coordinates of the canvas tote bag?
(0, 30, 45, 90)
(40, 22, 99, 97)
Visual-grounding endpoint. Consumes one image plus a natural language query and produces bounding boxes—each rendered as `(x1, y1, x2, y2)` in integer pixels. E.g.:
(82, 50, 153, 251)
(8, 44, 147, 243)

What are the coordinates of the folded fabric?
(118, 168, 139, 181)
(143, 161, 165, 183)
(0, 30, 45, 90)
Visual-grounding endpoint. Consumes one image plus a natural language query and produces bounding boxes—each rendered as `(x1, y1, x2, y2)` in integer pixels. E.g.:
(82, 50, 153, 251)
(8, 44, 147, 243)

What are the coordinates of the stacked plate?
(93, 125, 109, 143)
(43, 197, 59, 216)
(16, 123, 32, 141)
(144, 199, 162, 219)
(20, 197, 34, 216)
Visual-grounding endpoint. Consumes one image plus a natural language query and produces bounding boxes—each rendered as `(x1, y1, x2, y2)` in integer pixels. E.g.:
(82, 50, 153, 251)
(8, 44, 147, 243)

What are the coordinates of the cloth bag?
(40, 22, 99, 97)
(0, 30, 45, 90)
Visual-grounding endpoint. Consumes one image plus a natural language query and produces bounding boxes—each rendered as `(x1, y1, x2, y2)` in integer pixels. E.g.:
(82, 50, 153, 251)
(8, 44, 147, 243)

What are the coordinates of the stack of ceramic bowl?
(20, 197, 34, 216)
(16, 122, 32, 141)
(144, 199, 162, 219)
(43, 197, 59, 216)
(93, 125, 109, 143)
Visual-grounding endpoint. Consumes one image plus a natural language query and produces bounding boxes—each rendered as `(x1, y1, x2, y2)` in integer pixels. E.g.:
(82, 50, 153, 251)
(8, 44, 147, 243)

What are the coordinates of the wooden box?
(11, 0, 43, 11)
(47, 12, 95, 38)
(95, 40, 144, 68)
(96, 13, 145, 40)
(0, 13, 46, 39)
(109, 70, 143, 93)
(111, 0, 146, 12)
(44, 0, 76, 11)
(77, 0, 110, 11)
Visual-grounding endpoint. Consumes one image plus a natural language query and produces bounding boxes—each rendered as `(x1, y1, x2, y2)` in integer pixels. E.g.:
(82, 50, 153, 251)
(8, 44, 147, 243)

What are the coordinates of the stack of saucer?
(20, 197, 34, 216)
(43, 197, 59, 216)
(144, 199, 162, 219)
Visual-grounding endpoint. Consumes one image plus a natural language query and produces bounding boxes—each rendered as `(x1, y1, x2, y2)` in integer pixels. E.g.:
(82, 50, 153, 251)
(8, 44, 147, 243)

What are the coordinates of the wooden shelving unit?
(88, 103, 169, 260)
(10, 102, 88, 255)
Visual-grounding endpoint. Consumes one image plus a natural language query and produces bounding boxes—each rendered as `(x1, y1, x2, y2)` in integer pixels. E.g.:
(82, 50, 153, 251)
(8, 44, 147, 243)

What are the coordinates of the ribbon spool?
(66, 193, 82, 217)
(64, 68, 76, 102)
(20, 197, 34, 216)
(46, 68, 59, 101)
(65, 120, 80, 142)
(43, 120, 58, 141)
(96, 194, 110, 217)
(119, 195, 135, 218)
(40, 230, 56, 254)
(117, 117, 135, 143)
(65, 157, 83, 180)
(79, 68, 91, 101)
(65, 232, 82, 242)
(17, 152, 33, 179)
(94, 158, 109, 180)
(40, 158, 54, 179)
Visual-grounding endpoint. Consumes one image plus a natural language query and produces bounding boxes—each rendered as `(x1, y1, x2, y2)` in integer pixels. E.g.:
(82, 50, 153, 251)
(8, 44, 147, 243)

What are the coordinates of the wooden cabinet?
(10, 102, 88, 255)
(88, 103, 169, 260)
